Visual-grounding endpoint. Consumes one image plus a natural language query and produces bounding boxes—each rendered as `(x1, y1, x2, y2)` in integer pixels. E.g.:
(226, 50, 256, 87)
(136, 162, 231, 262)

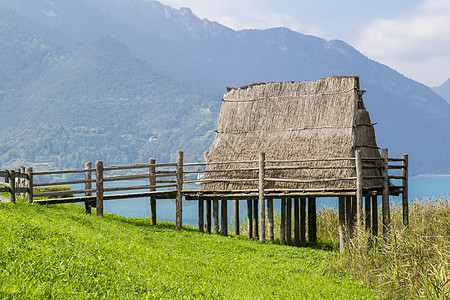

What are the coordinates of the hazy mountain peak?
(432, 78, 450, 104)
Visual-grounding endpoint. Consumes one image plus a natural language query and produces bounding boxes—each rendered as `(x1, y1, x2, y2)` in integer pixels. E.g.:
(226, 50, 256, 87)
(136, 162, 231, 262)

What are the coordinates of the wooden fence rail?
(1, 148, 408, 250)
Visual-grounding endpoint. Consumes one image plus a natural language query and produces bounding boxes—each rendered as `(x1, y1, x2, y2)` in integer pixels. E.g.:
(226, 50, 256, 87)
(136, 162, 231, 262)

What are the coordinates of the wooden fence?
(1, 149, 408, 251)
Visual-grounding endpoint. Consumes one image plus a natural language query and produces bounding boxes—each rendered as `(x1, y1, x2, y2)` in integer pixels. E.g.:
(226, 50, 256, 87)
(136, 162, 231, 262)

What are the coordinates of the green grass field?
(0, 197, 376, 299)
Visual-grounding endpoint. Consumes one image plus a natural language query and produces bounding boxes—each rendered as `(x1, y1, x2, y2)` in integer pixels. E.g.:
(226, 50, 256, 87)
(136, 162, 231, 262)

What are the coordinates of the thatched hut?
(202, 76, 383, 192)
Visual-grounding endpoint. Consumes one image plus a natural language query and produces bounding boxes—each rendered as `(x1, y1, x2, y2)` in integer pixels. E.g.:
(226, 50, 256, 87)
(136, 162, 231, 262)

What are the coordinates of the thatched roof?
(202, 76, 382, 191)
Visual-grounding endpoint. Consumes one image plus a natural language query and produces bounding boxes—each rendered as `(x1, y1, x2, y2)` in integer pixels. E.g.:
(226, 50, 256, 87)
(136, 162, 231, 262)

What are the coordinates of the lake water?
(74, 175, 450, 226)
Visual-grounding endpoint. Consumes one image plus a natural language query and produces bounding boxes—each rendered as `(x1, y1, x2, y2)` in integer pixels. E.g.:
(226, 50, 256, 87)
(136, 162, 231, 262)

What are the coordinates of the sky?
(159, 0, 450, 87)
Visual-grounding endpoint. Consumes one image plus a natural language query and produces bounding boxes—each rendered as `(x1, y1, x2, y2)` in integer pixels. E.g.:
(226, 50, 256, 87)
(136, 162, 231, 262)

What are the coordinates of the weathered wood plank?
(149, 158, 157, 226)
(356, 150, 363, 229)
(96, 161, 104, 217)
(258, 152, 265, 243)
(176, 151, 183, 230)
(382, 148, 390, 240)
(402, 154, 409, 227)
(85, 162, 92, 214)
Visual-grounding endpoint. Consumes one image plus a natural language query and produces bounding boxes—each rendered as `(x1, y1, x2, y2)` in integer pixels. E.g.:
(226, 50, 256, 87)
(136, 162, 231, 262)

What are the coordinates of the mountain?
(0, 6, 217, 169)
(1, 0, 450, 175)
(433, 79, 450, 104)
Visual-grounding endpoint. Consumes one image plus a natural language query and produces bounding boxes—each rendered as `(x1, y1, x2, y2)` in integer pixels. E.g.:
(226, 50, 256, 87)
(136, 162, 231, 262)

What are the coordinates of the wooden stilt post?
(9, 169, 15, 204)
(20, 166, 26, 198)
(351, 196, 356, 235)
(372, 196, 378, 236)
(247, 199, 253, 239)
(355, 150, 363, 229)
(308, 197, 317, 243)
(345, 196, 352, 239)
(95, 161, 104, 217)
(26, 167, 33, 204)
(206, 200, 211, 234)
(234, 199, 239, 236)
(198, 199, 204, 233)
(300, 197, 306, 246)
(253, 199, 258, 238)
(280, 198, 286, 245)
(338, 196, 346, 252)
(149, 158, 157, 225)
(258, 152, 265, 243)
(402, 154, 409, 227)
(382, 148, 390, 240)
(221, 199, 227, 236)
(294, 198, 299, 247)
(213, 199, 219, 234)
(267, 198, 274, 243)
(286, 198, 292, 245)
(176, 151, 183, 230)
(365, 195, 371, 232)
(84, 162, 92, 214)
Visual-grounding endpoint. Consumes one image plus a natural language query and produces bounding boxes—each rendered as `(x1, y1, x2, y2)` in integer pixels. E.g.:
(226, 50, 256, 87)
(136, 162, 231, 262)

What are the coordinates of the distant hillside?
(0, 6, 217, 169)
(433, 78, 450, 104)
(1, 0, 450, 174)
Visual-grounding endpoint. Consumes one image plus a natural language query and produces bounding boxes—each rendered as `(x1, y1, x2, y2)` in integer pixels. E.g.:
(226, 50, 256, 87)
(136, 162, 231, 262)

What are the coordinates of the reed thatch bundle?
(202, 76, 382, 191)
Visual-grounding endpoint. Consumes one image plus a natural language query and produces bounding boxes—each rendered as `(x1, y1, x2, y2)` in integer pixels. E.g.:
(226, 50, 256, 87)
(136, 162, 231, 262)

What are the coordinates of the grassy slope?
(0, 198, 376, 299)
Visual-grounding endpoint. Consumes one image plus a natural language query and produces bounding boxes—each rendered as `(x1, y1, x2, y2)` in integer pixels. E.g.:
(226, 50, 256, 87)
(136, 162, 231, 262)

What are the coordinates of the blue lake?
(74, 175, 450, 227)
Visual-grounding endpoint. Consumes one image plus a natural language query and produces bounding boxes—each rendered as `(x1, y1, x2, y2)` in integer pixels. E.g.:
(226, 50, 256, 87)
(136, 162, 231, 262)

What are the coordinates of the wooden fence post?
(234, 199, 239, 236)
(247, 199, 253, 239)
(176, 151, 183, 230)
(213, 199, 219, 234)
(198, 199, 204, 233)
(402, 154, 409, 227)
(95, 161, 104, 217)
(286, 198, 292, 245)
(365, 196, 371, 232)
(26, 167, 33, 204)
(9, 169, 15, 204)
(268, 198, 274, 243)
(280, 198, 286, 245)
(355, 150, 363, 229)
(258, 152, 265, 243)
(221, 199, 227, 236)
(338, 196, 345, 252)
(85, 162, 92, 214)
(382, 148, 390, 240)
(149, 158, 157, 225)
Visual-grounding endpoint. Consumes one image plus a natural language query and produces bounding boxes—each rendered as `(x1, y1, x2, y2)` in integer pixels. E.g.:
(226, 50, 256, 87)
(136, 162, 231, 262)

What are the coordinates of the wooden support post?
(221, 199, 227, 236)
(294, 198, 299, 246)
(258, 152, 265, 243)
(176, 151, 183, 230)
(338, 196, 345, 252)
(84, 162, 92, 214)
(402, 154, 409, 227)
(16, 168, 21, 198)
(345, 196, 352, 239)
(149, 158, 157, 225)
(247, 199, 253, 239)
(280, 198, 286, 245)
(372, 196, 378, 236)
(267, 198, 274, 243)
(95, 161, 104, 217)
(9, 169, 15, 204)
(20, 166, 26, 198)
(351, 196, 356, 235)
(213, 199, 219, 234)
(206, 200, 211, 234)
(382, 148, 390, 240)
(26, 167, 33, 204)
(253, 199, 258, 238)
(234, 199, 239, 236)
(198, 199, 204, 233)
(300, 197, 306, 246)
(286, 198, 292, 245)
(308, 197, 317, 243)
(355, 150, 363, 229)
(365, 195, 371, 232)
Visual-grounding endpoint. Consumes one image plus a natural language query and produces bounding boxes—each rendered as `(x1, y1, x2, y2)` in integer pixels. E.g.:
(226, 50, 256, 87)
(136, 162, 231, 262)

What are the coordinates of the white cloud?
(356, 0, 450, 86)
